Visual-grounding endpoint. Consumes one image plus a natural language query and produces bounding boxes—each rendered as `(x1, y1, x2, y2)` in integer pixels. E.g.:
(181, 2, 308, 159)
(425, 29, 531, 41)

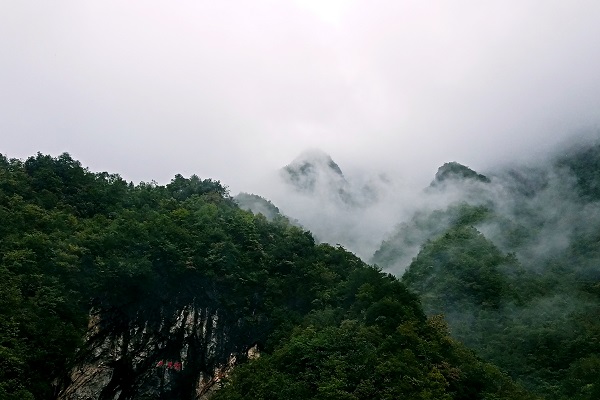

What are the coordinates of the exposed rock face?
(58, 302, 260, 399)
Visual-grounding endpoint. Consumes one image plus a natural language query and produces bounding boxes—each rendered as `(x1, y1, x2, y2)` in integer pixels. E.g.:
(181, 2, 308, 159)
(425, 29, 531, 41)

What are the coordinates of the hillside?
(0, 153, 533, 399)
(372, 142, 600, 399)
(233, 192, 284, 221)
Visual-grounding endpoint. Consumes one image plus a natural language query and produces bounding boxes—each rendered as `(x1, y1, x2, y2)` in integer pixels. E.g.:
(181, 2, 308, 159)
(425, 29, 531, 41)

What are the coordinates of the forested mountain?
(372, 142, 600, 399)
(3, 141, 600, 399)
(430, 162, 491, 186)
(0, 152, 534, 399)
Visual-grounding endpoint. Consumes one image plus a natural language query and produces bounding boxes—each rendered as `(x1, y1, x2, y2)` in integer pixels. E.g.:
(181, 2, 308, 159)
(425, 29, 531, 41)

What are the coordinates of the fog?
(233, 132, 599, 275)
(2, 1, 600, 196)
(3, 1, 600, 262)
(369, 137, 600, 274)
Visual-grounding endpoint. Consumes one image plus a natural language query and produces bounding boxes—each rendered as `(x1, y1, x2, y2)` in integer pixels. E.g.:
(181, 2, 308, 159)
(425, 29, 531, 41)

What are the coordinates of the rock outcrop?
(58, 302, 260, 400)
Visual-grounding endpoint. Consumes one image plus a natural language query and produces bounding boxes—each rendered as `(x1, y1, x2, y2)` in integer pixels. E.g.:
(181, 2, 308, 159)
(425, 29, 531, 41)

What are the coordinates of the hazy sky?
(2, 0, 600, 193)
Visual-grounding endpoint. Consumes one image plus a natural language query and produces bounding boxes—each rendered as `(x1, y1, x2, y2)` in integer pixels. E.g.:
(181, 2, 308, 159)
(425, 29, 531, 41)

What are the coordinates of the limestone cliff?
(58, 302, 260, 400)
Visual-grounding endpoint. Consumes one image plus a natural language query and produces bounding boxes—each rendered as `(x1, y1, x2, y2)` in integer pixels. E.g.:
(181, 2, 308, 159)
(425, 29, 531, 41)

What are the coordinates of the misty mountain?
(0, 152, 534, 399)
(280, 149, 346, 201)
(431, 162, 491, 186)
(250, 149, 398, 260)
(280, 149, 400, 208)
(245, 140, 600, 399)
(372, 203, 493, 272)
(244, 150, 540, 261)
(370, 141, 600, 399)
(4, 140, 600, 399)
(282, 149, 345, 190)
(372, 147, 600, 274)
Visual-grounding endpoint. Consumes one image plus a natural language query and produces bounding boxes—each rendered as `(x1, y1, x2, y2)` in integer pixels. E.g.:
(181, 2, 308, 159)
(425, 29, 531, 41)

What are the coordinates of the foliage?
(372, 203, 492, 271)
(0, 152, 533, 399)
(388, 151, 600, 399)
(557, 142, 600, 200)
(234, 192, 283, 221)
(432, 162, 491, 185)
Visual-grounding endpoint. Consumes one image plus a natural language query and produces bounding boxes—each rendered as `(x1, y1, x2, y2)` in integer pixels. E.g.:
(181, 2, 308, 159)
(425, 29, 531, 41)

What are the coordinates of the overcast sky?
(2, 0, 600, 193)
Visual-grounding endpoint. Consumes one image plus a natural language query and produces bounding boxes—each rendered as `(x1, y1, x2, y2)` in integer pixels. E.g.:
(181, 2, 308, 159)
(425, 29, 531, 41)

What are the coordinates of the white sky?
(2, 0, 600, 193)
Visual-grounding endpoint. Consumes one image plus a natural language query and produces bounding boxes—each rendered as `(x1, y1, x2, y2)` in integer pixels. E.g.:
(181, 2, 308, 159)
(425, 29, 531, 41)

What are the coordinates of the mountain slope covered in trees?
(372, 141, 600, 399)
(0, 152, 534, 399)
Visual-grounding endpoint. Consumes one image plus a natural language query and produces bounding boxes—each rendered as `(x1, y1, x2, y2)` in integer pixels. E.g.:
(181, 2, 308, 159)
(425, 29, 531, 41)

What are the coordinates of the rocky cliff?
(59, 303, 259, 400)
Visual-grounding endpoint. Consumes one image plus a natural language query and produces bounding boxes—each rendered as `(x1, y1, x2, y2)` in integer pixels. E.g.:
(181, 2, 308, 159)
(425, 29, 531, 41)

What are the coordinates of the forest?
(373, 142, 600, 399)
(1, 145, 599, 399)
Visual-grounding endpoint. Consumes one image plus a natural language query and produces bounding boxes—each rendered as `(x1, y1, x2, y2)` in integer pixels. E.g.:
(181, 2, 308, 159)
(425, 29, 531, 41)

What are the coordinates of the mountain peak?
(432, 162, 490, 185)
(281, 149, 346, 192)
(288, 148, 344, 177)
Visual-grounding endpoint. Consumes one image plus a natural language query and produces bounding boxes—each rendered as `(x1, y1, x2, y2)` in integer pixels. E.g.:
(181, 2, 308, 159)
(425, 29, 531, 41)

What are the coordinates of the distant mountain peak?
(287, 148, 344, 176)
(432, 162, 490, 185)
(281, 149, 346, 193)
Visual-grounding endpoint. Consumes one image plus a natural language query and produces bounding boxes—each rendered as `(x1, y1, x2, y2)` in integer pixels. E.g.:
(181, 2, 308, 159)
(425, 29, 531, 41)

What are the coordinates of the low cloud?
(1, 1, 600, 195)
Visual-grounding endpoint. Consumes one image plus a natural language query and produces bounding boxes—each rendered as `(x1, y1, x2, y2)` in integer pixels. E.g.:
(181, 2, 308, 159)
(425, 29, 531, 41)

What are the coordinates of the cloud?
(1, 1, 600, 194)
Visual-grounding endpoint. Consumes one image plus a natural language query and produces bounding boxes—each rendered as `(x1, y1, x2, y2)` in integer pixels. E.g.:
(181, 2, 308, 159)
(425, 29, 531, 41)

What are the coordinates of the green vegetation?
(557, 142, 600, 200)
(234, 192, 284, 221)
(431, 162, 491, 185)
(400, 213, 600, 399)
(373, 144, 600, 399)
(372, 203, 491, 270)
(0, 152, 533, 399)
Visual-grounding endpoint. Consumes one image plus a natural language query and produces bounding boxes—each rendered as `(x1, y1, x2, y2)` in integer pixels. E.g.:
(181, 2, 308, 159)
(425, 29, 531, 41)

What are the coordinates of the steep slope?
(401, 218, 600, 399)
(403, 225, 519, 310)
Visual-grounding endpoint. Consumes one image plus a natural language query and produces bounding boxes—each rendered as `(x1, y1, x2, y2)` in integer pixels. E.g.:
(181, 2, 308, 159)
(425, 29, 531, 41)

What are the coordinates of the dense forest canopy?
(0, 152, 534, 399)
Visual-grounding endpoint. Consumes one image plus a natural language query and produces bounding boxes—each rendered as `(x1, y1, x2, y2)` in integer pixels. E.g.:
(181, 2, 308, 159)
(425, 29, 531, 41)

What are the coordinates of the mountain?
(371, 142, 600, 399)
(280, 148, 354, 204)
(5, 141, 600, 399)
(0, 152, 533, 399)
(431, 162, 491, 186)
(280, 149, 389, 207)
(282, 149, 345, 187)
(258, 149, 398, 259)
